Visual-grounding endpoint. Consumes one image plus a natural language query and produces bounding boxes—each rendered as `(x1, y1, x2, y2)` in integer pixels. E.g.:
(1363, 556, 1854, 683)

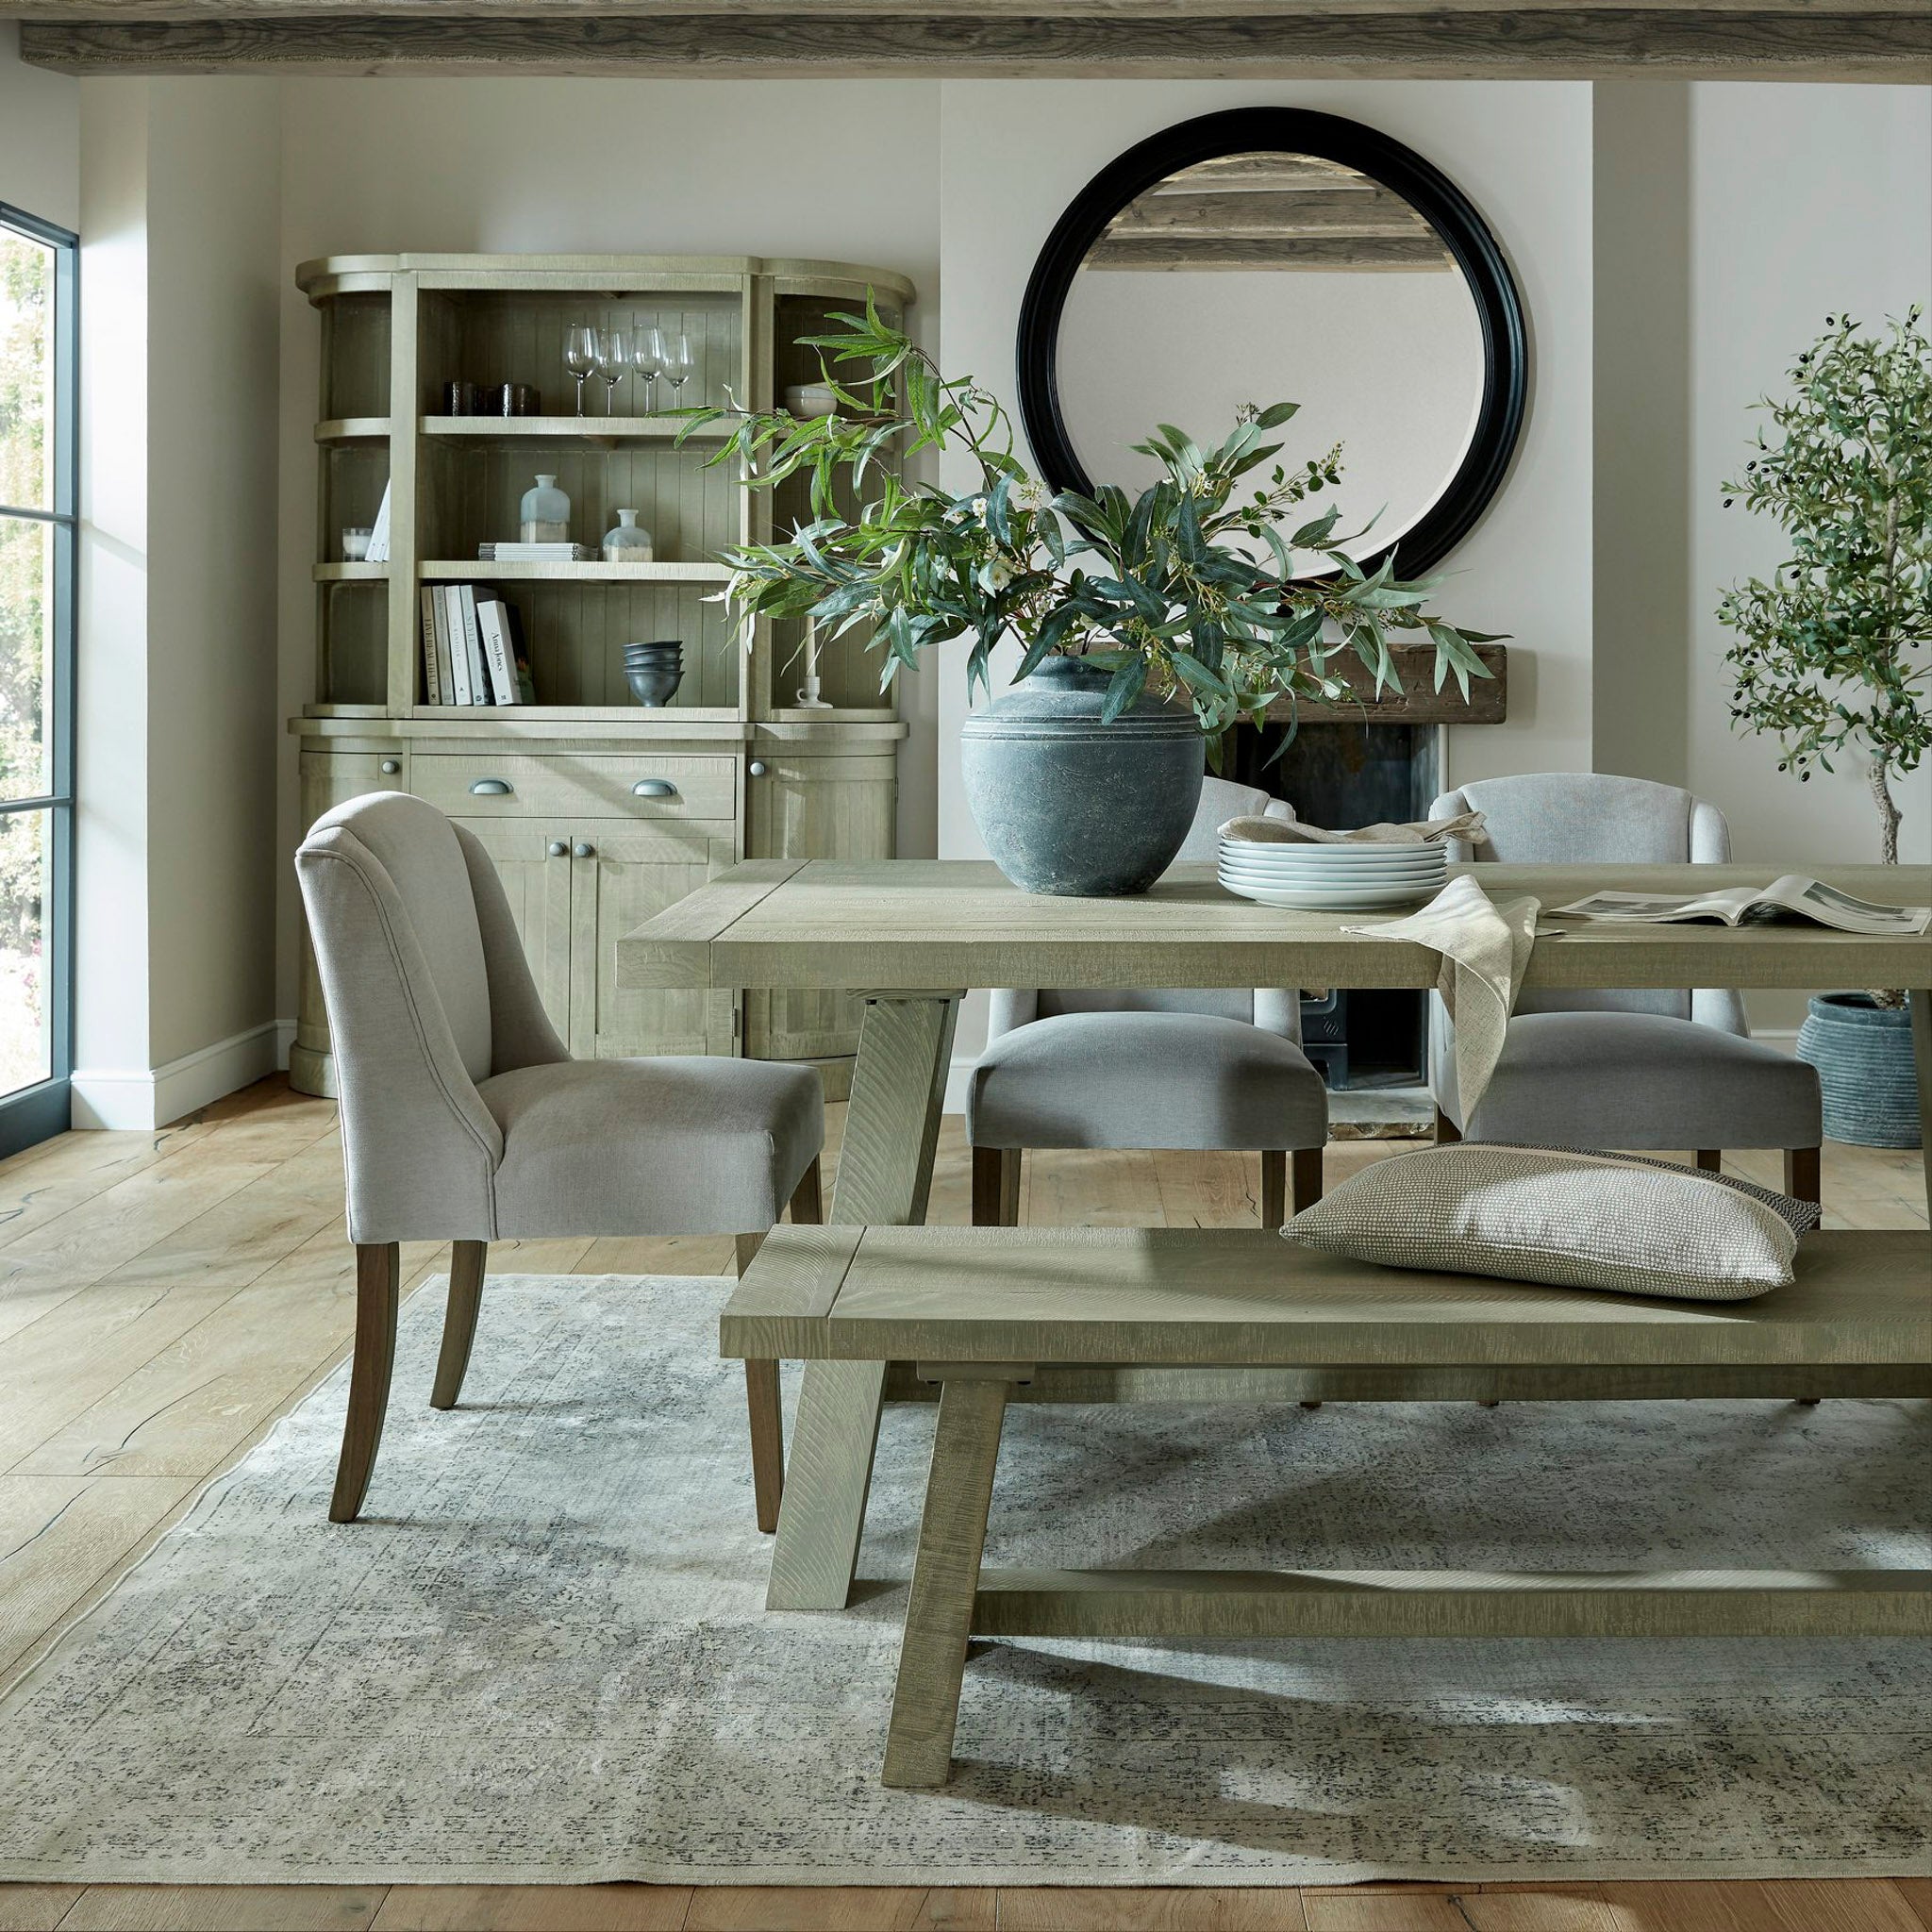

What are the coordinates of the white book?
(439, 586, 473, 705)
(418, 588, 442, 706)
(1555, 874, 1931, 937)
(475, 599, 521, 708)
(366, 482, 393, 564)
(456, 585, 491, 706)
(429, 587, 458, 705)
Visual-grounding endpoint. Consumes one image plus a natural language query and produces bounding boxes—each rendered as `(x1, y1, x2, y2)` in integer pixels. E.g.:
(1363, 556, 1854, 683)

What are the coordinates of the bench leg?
(767, 1359, 888, 1610)
(882, 1376, 1010, 1789)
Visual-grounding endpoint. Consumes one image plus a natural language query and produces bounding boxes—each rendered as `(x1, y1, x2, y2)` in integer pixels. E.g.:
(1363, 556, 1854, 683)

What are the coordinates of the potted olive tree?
(681, 300, 1497, 896)
(1718, 308, 1930, 1147)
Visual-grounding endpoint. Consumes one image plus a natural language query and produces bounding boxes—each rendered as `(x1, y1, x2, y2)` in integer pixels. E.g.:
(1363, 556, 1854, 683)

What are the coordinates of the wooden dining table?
(619, 858, 1932, 1610)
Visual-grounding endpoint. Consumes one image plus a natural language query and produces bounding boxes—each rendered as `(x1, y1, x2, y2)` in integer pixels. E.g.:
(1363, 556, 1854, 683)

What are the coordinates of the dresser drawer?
(411, 753, 737, 821)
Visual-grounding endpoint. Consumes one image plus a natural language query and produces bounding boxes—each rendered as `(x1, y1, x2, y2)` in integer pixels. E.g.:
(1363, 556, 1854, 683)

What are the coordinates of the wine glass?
(631, 325, 666, 414)
(563, 324, 597, 418)
(661, 331, 697, 407)
(593, 327, 629, 416)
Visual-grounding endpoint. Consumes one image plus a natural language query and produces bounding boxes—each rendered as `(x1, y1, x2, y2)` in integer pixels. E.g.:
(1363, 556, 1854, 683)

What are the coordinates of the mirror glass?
(1054, 151, 1488, 560)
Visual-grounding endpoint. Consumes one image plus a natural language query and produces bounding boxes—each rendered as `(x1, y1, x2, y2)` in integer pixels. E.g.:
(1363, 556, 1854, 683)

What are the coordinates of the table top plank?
(619, 859, 1932, 992)
(721, 1226, 1931, 1368)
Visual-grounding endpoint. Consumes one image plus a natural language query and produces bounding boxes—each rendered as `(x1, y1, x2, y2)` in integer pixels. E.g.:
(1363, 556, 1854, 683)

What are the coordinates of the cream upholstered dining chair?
(296, 791, 824, 1530)
(1428, 772, 1823, 1199)
(966, 774, 1329, 1226)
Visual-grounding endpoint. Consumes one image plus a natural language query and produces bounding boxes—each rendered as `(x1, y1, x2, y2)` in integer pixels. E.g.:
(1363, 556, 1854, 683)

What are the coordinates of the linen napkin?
(1219, 809, 1489, 848)
(1346, 874, 1540, 1117)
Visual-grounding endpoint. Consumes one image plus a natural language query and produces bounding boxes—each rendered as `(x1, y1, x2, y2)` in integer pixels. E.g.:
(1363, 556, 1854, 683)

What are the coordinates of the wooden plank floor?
(1, 1077, 1925, 1932)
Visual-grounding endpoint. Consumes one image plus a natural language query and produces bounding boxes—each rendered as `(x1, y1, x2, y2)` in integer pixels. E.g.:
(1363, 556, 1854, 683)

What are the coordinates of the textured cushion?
(1443, 1012, 1822, 1149)
(966, 1010, 1327, 1151)
(1285, 1143, 1822, 1301)
(481, 1057, 824, 1237)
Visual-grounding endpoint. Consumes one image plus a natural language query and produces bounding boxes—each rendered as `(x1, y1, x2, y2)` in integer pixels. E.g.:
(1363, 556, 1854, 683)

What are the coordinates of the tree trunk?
(1870, 759, 1902, 867)
(1869, 760, 1906, 1009)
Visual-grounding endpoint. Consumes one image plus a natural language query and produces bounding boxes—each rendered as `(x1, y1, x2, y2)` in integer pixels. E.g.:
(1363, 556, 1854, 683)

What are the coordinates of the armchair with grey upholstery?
(1427, 772, 1822, 1198)
(295, 791, 824, 1529)
(965, 775, 1330, 1225)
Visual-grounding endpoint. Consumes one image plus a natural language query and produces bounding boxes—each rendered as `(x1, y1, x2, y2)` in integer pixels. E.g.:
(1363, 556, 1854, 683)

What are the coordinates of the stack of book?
(475, 541, 595, 563)
(419, 587, 536, 707)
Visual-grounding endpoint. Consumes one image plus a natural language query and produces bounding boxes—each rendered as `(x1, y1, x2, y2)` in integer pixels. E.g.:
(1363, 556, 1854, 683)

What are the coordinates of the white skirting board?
(70, 1019, 291, 1131)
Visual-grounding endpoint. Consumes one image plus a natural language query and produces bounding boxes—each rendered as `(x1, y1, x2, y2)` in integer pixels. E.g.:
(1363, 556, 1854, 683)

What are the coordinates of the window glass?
(0, 512, 52, 801)
(0, 225, 55, 513)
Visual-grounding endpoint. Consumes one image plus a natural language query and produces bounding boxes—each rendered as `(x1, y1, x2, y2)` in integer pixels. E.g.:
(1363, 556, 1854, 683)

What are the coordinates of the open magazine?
(1554, 874, 1931, 937)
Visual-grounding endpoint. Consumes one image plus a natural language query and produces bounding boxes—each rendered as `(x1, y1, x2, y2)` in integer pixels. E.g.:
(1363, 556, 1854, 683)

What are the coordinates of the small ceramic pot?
(958, 655, 1204, 897)
(1796, 991, 1922, 1148)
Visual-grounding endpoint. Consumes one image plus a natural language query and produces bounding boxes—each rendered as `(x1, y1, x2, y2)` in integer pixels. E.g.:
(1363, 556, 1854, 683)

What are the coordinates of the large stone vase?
(1795, 991, 1923, 1148)
(958, 656, 1205, 897)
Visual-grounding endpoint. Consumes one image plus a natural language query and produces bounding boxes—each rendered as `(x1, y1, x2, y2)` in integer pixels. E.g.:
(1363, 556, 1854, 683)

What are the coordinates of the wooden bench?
(722, 1224, 1932, 1788)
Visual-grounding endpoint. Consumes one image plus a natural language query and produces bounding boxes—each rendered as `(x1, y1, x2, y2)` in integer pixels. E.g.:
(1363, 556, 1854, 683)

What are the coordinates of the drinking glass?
(661, 331, 697, 406)
(593, 327, 629, 415)
(563, 324, 598, 417)
(632, 325, 666, 414)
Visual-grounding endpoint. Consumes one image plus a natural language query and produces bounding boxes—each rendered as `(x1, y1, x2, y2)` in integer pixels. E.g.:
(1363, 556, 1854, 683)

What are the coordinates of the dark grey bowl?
(626, 664, 683, 707)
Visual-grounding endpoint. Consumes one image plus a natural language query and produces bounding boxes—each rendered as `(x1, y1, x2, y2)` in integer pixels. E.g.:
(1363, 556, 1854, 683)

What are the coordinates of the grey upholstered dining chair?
(296, 791, 824, 1530)
(966, 774, 1329, 1226)
(1427, 772, 1823, 1199)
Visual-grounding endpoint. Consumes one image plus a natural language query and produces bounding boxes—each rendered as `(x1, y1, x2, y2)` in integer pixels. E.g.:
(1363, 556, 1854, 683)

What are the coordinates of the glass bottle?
(519, 474, 571, 543)
(602, 508, 656, 563)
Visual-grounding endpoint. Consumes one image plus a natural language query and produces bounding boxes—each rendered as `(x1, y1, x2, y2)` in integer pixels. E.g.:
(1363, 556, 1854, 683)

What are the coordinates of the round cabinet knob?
(573, 841, 595, 859)
(748, 760, 768, 778)
(547, 841, 568, 858)
(379, 758, 401, 775)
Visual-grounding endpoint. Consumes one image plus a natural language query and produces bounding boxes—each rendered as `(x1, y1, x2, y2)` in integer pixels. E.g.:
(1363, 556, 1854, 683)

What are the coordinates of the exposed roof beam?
(1086, 234, 1457, 269)
(8, 0, 1928, 15)
(17, 8, 1930, 77)
(1107, 188, 1435, 241)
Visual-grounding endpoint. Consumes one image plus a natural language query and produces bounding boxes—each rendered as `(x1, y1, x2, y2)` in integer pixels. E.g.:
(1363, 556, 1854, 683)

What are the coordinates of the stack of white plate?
(1217, 837, 1448, 909)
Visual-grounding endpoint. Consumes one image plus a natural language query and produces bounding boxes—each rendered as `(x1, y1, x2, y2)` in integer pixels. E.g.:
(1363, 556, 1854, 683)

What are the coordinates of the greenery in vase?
(678, 299, 1497, 755)
(1717, 308, 1930, 886)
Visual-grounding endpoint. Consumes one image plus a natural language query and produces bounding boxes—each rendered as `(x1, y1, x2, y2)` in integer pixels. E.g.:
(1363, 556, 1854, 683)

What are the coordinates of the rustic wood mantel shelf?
(16, 4, 1931, 81)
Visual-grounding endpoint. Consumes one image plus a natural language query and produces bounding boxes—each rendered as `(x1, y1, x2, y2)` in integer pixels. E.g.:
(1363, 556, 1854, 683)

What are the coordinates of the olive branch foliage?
(1717, 307, 1930, 869)
(675, 296, 1497, 759)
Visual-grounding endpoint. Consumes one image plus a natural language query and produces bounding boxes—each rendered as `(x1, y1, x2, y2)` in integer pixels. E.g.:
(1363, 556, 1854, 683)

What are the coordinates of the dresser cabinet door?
(569, 824, 738, 1060)
(453, 818, 575, 1041)
(744, 753, 896, 1066)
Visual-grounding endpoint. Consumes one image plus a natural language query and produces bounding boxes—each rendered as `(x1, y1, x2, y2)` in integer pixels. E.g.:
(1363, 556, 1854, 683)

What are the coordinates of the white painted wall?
(270, 76, 945, 1025)
(0, 26, 79, 232)
(70, 77, 286, 1126)
(1689, 85, 1932, 875)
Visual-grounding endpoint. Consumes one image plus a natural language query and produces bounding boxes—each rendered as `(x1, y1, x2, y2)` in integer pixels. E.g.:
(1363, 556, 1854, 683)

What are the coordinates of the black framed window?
(0, 202, 77, 1157)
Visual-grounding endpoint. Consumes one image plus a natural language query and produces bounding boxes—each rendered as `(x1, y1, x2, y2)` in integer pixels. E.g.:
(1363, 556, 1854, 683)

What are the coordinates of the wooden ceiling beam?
(1108, 189, 1433, 240)
(16, 8, 1930, 78)
(8, 0, 1929, 15)
(1086, 233, 1456, 269)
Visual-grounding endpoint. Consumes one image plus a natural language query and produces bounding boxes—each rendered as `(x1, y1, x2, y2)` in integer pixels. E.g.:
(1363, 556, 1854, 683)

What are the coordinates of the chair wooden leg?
(430, 1240, 487, 1411)
(746, 1358, 785, 1534)
(1784, 1145, 1821, 1205)
(972, 1146, 1021, 1227)
(1434, 1107, 1461, 1145)
(1259, 1150, 1286, 1226)
(1694, 1149, 1722, 1174)
(329, 1241, 399, 1524)
(735, 1231, 764, 1277)
(789, 1157, 824, 1225)
(1291, 1146, 1324, 1215)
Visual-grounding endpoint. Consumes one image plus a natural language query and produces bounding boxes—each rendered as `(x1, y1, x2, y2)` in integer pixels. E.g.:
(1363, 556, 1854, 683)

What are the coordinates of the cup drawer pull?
(632, 779, 678, 798)
(469, 778, 513, 796)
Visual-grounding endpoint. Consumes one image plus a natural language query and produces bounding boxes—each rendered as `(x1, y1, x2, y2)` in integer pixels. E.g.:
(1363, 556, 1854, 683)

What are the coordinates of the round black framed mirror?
(1016, 108, 1527, 578)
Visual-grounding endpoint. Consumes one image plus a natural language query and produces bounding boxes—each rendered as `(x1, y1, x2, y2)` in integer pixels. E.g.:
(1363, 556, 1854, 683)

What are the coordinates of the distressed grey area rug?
(0, 1273, 1925, 1887)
